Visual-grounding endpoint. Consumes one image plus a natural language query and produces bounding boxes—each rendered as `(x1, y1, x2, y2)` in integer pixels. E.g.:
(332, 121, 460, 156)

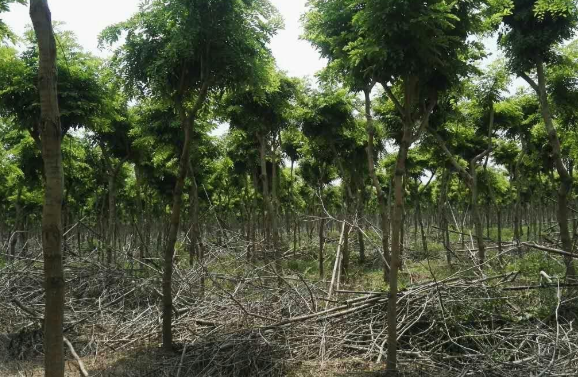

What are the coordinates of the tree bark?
(30, 1, 65, 375)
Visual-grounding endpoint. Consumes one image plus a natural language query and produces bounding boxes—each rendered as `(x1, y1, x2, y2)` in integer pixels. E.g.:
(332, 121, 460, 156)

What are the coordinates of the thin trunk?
(162, 111, 191, 351)
(271, 144, 280, 276)
(439, 169, 451, 265)
(188, 165, 199, 266)
(497, 209, 503, 263)
(135, 164, 145, 261)
(387, 130, 410, 373)
(358, 189, 366, 264)
(30, 1, 65, 375)
(9, 185, 23, 259)
(364, 87, 390, 280)
(319, 214, 325, 278)
(107, 174, 116, 264)
(470, 161, 486, 265)
(163, 83, 208, 352)
(258, 134, 271, 250)
(524, 59, 574, 276)
(341, 221, 350, 282)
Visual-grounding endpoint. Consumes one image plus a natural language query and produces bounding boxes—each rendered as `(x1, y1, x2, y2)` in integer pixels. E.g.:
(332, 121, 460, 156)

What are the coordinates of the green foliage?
(497, 0, 578, 73)
(0, 30, 105, 139)
(101, 0, 281, 102)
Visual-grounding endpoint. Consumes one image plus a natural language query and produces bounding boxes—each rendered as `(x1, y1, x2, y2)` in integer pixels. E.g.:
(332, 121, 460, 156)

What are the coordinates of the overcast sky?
(4, 0, 326, 79)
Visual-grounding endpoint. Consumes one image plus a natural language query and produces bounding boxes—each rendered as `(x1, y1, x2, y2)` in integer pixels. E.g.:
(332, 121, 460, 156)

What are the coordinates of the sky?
(4, 0, 326, 79)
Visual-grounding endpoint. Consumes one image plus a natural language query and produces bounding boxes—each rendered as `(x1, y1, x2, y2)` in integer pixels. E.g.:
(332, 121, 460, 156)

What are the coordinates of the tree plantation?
(2, 0, 578, 376)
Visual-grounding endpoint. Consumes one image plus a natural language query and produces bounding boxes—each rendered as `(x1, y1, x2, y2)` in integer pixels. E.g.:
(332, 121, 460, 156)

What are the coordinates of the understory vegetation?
(2, 0, 578, 376)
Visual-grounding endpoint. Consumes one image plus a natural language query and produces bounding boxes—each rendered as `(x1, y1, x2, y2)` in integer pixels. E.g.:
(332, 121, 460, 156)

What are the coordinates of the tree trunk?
(188, 165, 200, 266)
(271, 143, 281, 276)
(525, 59, 574, 276)
(438, 169, 451, 265)
(364, 87, 390, 280)
(107, 173, 116, 264)
(319, 215, 325, 278)
(470, 165, 485, 265)
(162, 84, 208, 352)
(387, 128, 410, 373)
(30, 1, 65, 375)
(258, 134, 272, 251)
(135, 164, 146, 261)
(497, 209, 503, 263)
(341, 221, 350, 282)
(9, 185, 23, 260)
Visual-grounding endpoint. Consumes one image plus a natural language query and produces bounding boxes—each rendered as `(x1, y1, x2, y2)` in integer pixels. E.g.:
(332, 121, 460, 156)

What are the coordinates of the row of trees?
(2, 0, 578, 375)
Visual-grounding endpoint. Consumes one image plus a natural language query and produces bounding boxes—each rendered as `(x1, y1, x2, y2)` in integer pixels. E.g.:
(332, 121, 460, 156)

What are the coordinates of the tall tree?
(353, 1, 484, 372)
(29, 0, 64, 376)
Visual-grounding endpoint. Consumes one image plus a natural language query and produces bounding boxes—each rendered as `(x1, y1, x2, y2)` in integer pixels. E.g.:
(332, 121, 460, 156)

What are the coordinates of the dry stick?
(63, 336, 89, 377)
(326, 221, 347, 306)
(522, 242, 578, 260)
(175, 342, 187, 377)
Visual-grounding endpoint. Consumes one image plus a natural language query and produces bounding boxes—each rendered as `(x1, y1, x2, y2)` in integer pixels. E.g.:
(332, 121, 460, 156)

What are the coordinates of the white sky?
(4, 0, 326, 80)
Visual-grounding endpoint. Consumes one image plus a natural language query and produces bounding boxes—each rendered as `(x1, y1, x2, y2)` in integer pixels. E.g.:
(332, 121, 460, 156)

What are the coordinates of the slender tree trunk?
(439, 169, 451, 265)
(258, 134, 272, 250)
(188, 165, 199, 266)
(417, 196, 428, 256)
(163, 110, 192, 352)
(364, 87, 390, 280)
(358, 189, 366, 264)
(271, 143, 281, 277)
(107, 174, 116, 264)
(30, 1, 65, 375)
(9, 185, 23, 259)
(470, 162, 486, 265)
(163, 84, 208, 352)
(135, 165, 146, 261)
(524, 59, 574, 276)
(497, 209, 503, 263)
(387, 129, 410, 373)
(319, 212, 325, 278)
(341, 221, 350, 282)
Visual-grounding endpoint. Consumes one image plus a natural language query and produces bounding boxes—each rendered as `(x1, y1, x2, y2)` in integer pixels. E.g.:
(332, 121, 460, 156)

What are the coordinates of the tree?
(226, 71, 298, 266)
(304, 0, 393, 281)
(29, 0, 64, 376)
(101, 0, 281, 351)
(352, 1, 484, 371)
(301, 86, 361, 279)
(428, 63, 510, 265)
(495, 0, 578, 276)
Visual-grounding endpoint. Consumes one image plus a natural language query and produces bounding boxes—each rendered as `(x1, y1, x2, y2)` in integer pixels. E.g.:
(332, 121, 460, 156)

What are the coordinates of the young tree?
(428, 64, 510, 265)
(101, 0, 281, 351)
